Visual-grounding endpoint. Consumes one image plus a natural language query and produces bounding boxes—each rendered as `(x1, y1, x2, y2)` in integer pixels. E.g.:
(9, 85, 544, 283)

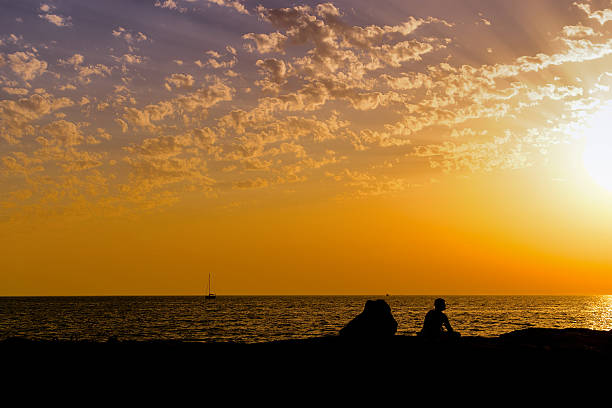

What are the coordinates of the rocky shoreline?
(3, 327, 612, 357)
(3, 327, 611, 390)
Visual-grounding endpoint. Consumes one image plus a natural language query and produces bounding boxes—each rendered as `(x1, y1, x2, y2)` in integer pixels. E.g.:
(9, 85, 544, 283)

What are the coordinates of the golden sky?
(1, 0, 612, 295)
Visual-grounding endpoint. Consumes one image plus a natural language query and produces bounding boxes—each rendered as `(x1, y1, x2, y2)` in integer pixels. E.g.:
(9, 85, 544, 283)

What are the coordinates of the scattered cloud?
(38, 5, 72, 27)
(575, 2, 612, 25)
(6, 52, 48, 81)
(207, 0, 249, 15)
(154, 0, 186, 13)
(112, 27, 149, 43)
(1, 1, 611, 218)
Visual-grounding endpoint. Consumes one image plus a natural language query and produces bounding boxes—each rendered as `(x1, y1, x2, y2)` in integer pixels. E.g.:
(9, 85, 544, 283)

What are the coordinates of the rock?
(339, 299, 398, 338)
(499, 328, 612, 352)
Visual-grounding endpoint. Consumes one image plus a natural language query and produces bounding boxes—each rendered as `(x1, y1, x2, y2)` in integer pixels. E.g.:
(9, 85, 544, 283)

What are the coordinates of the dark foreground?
(4, 328, 612, 366)
(4, 328, 612, 396)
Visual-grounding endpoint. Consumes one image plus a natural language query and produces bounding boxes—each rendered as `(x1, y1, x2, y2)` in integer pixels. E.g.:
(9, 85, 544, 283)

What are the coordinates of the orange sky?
(2, 0, 612, 295)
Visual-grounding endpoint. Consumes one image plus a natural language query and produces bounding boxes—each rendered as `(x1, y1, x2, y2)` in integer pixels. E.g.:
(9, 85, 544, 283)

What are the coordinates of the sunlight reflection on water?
(1, 296, 611, 343)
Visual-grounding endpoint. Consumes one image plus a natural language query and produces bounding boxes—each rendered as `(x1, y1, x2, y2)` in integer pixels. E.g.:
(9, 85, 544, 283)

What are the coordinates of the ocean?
(1, 296, 611, 343)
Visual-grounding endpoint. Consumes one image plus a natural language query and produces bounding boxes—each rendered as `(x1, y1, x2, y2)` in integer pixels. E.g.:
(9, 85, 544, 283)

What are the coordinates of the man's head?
(434, 298, 446, 311)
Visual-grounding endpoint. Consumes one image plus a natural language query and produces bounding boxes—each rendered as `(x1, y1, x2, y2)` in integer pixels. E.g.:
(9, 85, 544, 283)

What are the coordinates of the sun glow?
(583, 108, 612, 191)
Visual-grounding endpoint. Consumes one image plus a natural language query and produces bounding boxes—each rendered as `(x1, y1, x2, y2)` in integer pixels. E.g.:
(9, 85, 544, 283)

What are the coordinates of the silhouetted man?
(420, 298, 459, 339)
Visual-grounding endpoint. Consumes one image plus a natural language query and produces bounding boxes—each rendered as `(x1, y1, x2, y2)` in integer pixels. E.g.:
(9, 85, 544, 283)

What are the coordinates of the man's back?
(421, 309, 448, 337)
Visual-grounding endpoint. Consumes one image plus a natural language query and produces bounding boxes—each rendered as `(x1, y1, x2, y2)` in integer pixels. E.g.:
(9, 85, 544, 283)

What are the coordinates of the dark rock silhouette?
(3, 328, 612, 389)
(339, 299, 397, 338)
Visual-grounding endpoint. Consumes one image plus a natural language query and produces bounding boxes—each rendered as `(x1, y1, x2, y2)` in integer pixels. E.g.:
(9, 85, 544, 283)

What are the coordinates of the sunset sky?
(2, 0, 612, 295)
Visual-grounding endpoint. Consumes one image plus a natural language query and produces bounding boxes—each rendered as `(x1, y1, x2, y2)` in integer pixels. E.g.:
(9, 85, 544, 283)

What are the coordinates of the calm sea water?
(1, 296, 611, 343)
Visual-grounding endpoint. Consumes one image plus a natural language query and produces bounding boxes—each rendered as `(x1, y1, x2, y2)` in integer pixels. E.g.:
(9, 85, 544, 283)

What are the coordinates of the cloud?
(122, 152, 214, 198)
(123, 101, 174, 130)
(122, 81, 233, 130)
(0, 34, 23, 46)
(112, 27, 149, 43)
(0, 92, 73, 143)
(527, 84, 583, 101)
(202, 50, 237, 69)
(381, 72, 433, 90)
(38, 120, 83, 146)
(255, 58, 289, 93)
(6, 52, 48, 81)
(164, 73, 195, 91)
(115, 118, 128, 133)
(243, 32, 287, 54)
(112, 54, 147, 65)
(2, 87, 29, 95)
(125, 135, 186, 157)
(244, 4, 448, 77)
(39, 13, 72, 27)
(477, 37, 612, 81)
(207, 0, 249, 15)
(154, 0, 186, 13)
(232, 177, 268, 189)
(59, 54, 112, 84)
(173, 81, 234, 113)
(413, 133, 533, 173)
(5, 1, 612, 218)
(60, 54, 84, 66)
(562, 24, 601, 38)
(575, 3, 612, 25)
(373, 40, 434, 67)
(1, 152, 44, 176)
(327, 169, 409, 197)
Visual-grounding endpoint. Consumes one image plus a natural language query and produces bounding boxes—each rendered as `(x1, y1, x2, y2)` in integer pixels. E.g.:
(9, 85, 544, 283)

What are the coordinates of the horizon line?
(1, 293, 611, 297)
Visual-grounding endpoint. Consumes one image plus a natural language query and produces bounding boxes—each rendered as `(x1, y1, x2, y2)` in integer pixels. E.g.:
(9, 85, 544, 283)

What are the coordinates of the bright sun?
(583, 108, 612, 191)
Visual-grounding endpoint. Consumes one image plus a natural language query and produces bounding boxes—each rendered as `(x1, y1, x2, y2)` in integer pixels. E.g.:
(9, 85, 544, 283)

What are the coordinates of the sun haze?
(1, 0, 612, 295)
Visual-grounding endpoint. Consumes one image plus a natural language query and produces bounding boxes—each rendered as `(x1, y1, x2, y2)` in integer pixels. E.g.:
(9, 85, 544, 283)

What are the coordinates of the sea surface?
(1, 296, 612, 343)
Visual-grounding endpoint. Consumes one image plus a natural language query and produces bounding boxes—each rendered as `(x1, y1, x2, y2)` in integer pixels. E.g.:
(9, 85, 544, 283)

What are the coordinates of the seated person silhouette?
(419, 298, 460, 339)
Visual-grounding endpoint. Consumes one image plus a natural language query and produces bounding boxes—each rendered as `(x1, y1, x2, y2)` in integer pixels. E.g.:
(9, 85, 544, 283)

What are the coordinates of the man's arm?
(442, 313, 453, 332)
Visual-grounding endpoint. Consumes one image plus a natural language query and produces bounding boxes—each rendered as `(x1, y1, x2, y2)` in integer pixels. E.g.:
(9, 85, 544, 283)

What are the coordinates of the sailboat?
(205, 273, 216, 299)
